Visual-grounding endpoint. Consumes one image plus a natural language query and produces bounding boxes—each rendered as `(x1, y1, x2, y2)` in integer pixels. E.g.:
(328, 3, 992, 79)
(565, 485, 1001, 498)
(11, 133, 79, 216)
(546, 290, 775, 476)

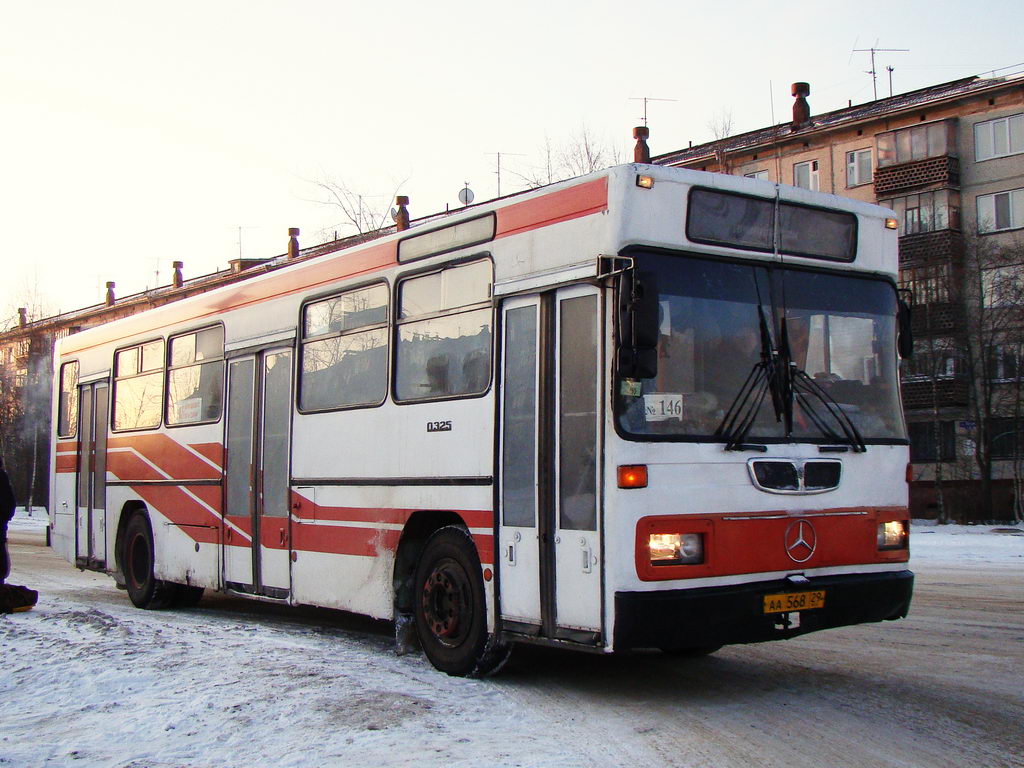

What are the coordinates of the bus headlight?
(649, 533, 704, 565)
(877, 520, 908, 550)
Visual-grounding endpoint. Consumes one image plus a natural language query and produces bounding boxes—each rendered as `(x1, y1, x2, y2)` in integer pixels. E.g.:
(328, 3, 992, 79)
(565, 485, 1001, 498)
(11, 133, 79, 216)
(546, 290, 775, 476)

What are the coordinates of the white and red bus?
(49, 164, 914, 676)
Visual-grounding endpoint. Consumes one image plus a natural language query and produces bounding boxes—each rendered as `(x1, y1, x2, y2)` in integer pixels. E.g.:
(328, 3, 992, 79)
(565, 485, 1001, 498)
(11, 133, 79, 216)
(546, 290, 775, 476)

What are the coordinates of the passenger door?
(75, 381, 108, 569)
(223, 347, 294, 598)
(497, 285, 603, 642)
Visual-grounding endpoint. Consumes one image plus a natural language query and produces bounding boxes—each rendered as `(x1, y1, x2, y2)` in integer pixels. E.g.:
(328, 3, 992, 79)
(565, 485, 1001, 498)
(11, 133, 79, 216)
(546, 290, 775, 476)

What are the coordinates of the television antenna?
(851, 43, 909, 100)
(486, 152, 525, 197)
(629, 96, 677, 127)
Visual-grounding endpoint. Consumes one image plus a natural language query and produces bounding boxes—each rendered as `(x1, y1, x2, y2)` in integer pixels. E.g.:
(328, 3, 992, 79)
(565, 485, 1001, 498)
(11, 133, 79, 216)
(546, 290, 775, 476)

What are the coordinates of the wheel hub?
(422, 562, 466, 642)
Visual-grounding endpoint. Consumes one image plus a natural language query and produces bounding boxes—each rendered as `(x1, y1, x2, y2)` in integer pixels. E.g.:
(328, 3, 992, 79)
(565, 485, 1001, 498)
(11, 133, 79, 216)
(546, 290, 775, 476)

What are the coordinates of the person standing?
(0, 456, 15, 584)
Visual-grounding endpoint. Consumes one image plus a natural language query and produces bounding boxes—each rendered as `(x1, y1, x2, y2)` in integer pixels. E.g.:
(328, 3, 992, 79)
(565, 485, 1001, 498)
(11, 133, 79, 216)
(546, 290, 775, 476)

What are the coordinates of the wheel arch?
(393, 510, 473, 617)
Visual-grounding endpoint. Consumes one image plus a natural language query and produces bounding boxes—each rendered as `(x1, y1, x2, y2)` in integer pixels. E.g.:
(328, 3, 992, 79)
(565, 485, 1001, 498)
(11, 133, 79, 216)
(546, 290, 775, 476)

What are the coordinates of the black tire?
(660, 644, 723, 658)
(122, 513, 179, 609)
(413, 526, 508, 677)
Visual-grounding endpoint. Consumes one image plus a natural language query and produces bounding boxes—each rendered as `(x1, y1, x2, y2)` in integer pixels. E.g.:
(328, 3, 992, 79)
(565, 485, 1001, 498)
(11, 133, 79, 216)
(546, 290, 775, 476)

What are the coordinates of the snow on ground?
(2, 510, 1022, 768)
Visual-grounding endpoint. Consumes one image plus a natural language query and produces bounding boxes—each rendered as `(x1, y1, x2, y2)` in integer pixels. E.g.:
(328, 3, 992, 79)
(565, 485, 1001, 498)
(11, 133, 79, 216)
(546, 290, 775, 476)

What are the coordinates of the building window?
(394, 260, 492, 402)
(846, 149, 873, 187)
(299, 283, 389, 411)
(991, 417, 1024, 459)
(882, 189, 960, 235)
(166, 326, 225, 425)
(876, 121, 955, 167)
(989, 345, 1021, 381)
(975, 114, 1024, 161)
(113, 339, 164, 431)
(908, 421, 956, 462)
(977, 188, 1024, 233)
(744, 170, 768, 180)
(793, 160, 819, 191)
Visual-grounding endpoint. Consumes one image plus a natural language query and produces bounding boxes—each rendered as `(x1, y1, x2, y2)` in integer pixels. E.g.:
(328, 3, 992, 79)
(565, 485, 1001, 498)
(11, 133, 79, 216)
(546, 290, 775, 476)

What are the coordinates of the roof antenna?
(851, 43, 909, 100)
(629, 96, 677, 127)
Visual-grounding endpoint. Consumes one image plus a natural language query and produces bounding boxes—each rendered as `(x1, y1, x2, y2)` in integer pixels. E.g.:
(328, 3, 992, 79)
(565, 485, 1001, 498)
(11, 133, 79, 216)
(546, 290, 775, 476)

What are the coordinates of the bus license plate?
(763, 590, 825, 614)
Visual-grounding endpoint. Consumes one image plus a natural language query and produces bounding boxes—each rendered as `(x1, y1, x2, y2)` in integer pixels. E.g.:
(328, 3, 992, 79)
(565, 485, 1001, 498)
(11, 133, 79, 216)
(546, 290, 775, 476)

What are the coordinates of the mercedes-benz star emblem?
(784, 519, 817, 563)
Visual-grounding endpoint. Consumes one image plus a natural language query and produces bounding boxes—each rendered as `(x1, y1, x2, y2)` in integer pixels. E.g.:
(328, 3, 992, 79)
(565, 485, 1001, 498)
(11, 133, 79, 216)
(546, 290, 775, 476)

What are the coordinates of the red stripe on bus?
(60, 240, 397, 356)
(108, 434, 222, 481)
(290, 492, 493, 530)
(495, 177, 608, 239)
(107, 451, 166, 482)
(189, 442, 224, 470)
(56, 441, 78, 453)
(55, 455, 78, 473)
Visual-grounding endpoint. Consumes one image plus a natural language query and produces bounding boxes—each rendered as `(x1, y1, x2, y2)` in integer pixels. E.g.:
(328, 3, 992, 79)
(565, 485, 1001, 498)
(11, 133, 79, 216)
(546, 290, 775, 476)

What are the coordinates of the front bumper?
(614, 569, 913, 651)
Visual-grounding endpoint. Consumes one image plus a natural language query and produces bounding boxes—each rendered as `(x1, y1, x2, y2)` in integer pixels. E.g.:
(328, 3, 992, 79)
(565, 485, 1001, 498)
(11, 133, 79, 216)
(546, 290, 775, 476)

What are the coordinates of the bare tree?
(512, 125, 622, 190)
(707, 108, 734, 141)
(305, 176, 408, 242)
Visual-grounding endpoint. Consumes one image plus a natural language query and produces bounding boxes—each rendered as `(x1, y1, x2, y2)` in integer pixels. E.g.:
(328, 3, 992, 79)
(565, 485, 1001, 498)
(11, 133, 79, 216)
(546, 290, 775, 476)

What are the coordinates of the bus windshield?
(618, 251, 907, 443)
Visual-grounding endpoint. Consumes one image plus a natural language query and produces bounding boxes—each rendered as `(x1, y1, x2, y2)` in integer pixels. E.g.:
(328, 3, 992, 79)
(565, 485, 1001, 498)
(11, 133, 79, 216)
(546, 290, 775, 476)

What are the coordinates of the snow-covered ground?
(2, 510, 1022, 768)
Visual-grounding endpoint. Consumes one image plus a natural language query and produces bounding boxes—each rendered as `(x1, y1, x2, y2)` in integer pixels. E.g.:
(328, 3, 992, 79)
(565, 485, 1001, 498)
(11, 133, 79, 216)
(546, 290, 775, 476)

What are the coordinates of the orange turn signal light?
(618, 464, 648, 489)
(885, 217, 899, 230)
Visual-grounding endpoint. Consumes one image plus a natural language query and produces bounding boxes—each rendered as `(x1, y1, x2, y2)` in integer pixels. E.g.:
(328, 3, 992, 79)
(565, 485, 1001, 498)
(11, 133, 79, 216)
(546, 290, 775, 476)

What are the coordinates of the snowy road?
(2, 520, 1022, 768)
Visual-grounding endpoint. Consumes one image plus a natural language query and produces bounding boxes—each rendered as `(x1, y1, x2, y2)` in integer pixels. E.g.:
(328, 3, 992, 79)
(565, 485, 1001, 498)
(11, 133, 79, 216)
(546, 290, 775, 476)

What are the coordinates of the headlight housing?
(649, 532, 704, 565)
(877, 520, 908, 550)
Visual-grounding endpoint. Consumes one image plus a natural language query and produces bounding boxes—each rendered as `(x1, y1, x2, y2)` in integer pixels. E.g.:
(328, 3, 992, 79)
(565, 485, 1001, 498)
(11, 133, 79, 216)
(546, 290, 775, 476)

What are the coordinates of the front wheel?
(413, 526, 508, 677)
(122, 513, 179, 609)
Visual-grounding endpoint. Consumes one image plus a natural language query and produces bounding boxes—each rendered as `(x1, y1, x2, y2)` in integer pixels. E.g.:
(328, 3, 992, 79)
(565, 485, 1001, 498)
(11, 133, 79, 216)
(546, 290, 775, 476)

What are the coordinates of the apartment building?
(655, 73, 1024, 520)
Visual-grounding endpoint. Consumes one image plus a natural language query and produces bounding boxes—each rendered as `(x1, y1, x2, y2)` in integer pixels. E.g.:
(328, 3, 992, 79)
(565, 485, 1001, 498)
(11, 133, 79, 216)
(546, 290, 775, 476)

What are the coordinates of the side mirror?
(897, 292, 913, 360)
(617, 270, 660, 379)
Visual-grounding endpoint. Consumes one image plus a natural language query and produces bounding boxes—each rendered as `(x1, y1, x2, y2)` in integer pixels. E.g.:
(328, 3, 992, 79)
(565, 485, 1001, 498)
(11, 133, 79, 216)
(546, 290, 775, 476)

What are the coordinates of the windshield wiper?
(716, 306, 785, 450)
(790, 368, 867, 452)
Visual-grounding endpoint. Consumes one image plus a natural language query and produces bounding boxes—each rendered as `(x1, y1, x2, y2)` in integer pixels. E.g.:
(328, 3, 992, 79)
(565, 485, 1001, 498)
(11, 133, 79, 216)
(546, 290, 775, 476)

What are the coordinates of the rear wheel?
(122, 513, 179, 609)
(414, 526, 508, 677)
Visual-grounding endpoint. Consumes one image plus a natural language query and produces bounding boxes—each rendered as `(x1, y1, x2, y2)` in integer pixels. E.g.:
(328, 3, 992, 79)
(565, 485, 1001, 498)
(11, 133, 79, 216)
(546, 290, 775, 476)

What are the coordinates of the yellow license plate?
(763, 590, 826, 614)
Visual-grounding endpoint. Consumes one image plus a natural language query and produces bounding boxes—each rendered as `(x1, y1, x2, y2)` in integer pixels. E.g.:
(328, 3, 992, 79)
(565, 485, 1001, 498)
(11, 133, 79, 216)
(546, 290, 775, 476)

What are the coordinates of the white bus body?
(50, 164, 913, 675)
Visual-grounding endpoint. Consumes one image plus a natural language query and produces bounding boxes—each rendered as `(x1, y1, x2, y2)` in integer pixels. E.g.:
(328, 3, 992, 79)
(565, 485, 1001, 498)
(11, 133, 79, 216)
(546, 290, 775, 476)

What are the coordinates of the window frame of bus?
(296, 279, 390, 414)
(396, 213, 496, 264)
(685, 186, 859, 263)
(392, 255, 494, 404)
(111, 337, 165, 432)
(57, 360, 80, 438)
(164, 324, 226, 428)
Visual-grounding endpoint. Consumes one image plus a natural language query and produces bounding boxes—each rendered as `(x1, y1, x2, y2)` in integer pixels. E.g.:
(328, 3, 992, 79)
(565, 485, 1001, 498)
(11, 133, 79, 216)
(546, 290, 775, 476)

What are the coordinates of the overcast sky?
(3, 0, 1022, 320)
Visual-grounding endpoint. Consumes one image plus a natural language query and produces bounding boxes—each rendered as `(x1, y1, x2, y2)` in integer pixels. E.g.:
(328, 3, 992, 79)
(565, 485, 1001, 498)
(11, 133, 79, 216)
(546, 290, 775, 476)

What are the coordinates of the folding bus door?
(75, 380, 108, 569)
(223, 347, 294, 598)
(497, 285, 603, 643)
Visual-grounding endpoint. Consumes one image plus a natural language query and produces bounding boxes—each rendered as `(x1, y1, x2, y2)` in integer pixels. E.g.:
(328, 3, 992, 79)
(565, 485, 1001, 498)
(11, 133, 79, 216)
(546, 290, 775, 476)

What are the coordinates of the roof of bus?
(58, 164, 894, 358)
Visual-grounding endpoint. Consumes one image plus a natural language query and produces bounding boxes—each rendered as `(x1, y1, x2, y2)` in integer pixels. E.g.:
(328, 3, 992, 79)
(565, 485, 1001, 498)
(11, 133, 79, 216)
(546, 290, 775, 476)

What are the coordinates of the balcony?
(875, 156, 960, 196)
(902, 375, 969, 411)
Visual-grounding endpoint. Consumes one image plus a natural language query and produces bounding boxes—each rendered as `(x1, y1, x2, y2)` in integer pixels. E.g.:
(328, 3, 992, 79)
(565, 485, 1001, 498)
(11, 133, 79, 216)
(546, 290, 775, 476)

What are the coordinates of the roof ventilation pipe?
(633, 126, 651, 163)
(395, 196, 410, 232)
(792, 82, 811, 129)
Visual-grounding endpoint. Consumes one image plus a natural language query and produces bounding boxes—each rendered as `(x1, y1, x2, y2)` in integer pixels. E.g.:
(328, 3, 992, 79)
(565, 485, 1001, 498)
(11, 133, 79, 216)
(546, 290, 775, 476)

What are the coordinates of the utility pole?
(852, 45, 909, 100)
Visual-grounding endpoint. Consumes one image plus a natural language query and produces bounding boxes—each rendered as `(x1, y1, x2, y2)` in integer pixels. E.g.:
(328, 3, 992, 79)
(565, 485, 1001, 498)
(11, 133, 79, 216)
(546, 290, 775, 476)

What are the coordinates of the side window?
(167, 326, 225, 425)
(113, 339, 164, 431)
(395, 260, 493, 401)
(57, 361, 79, 438)
(300, 283, 389, 411)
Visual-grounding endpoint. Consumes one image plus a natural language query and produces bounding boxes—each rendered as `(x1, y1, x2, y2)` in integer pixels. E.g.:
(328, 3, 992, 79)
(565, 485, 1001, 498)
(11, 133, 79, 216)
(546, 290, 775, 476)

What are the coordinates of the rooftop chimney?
(18, 308, 27, 328)
(792, 82, 811, 129)
(287, 227, 300, 259)
(105, 281, 116, 306)
(395, 196, 410, 232)
(633, 126, 651, 163)
(172, 261, 184, 288)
